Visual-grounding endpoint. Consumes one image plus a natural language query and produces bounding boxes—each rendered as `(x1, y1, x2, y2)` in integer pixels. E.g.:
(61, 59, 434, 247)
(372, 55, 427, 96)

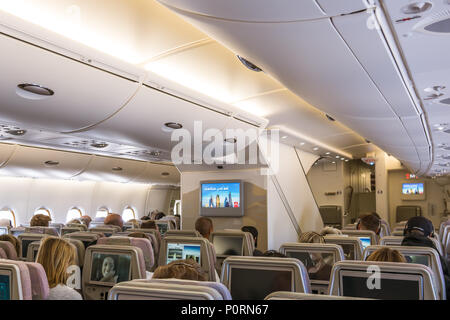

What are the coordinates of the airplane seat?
(396, 206, 421, 223)
(0, 241, 19, 260)
(82, 244, 146, 300)
(363, 245, 446, 300)
(97, 236, 154, 272)
(25, 227, 59, 237)
(129, 228, 161, 257)
(379, 223, 389, 238)
(108, 279, 225, 300)
(265, 291, 371, 300)
(66, 238, 86, 267)
(329, 261, 439, 300)
(0, 248, 7, 259)
(392, 230, 404, 236)
(24, 262, 49, 300)
(159, 216, 178, 229)
(341, 229, 378, 246)
(439, 221, 450, 244)
(159, 236, 216, 282)
(49, 223, 64, 235)
(280, 243, 345, 295)
(66, 223, 88, 232)
(132, 278, 231, 299)
(380, 236, 404, 246)
(9, 227, 25, 238)
(63, 231, 103, 250)
(61, 227, 85, 236)
(0, 226, 10, 236)
(319, 206, 342, 229)
(324, 236, 365, 260)
(342, 223, 357, 230)
(165, 230, 201, 238)
(0, 259, 32, 300)
(221, 256, 311, 299)
(380, 220, 391, 236)
(18, 233, 48, 260)
(26, 241, 41, 262)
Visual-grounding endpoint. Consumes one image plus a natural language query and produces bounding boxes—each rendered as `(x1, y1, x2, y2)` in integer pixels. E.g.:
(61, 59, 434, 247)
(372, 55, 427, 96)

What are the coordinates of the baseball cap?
(404, 216, 434, 237)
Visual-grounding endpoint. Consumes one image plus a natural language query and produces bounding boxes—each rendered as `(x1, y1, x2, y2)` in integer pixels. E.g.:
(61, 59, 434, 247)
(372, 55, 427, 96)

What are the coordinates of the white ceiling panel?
(0, 33, 139, 132)
(401, 115, 430, 148)
(317, 0, 368, 16)
(0, 143, 16, 167)
(131, 162, 180, 185)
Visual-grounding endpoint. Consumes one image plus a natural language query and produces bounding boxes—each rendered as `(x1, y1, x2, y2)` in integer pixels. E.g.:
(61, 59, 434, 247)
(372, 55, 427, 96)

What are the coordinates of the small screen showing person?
(90, 252, 131, 284)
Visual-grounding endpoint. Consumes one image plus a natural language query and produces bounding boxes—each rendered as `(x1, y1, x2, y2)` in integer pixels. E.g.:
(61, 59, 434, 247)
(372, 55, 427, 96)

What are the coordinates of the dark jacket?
(402, 234, 449, 299)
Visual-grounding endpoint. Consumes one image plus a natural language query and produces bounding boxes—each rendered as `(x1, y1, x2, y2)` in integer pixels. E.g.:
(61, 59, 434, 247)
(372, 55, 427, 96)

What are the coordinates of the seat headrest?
(24, 262, 49, 300)
(0, 260, 32, 300)
(0, 241, 18, 260)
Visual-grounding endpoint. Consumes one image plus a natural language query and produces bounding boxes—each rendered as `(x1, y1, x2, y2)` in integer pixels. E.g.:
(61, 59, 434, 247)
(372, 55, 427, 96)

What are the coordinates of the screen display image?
(156, 223, 168, 236)
(402, 183, 424, 195)
(342, 276, 420, 299)
(0, 274, 10, 300)
(405, 255, 429, 266)
(167, 243, 201, 264)
(21, 239, 36, 258)
(201, 182, 241, 208)
(90, 252, 131, 285)
(341, 244, 355, 260)
(213, 236, 243, 256)
(359, 237, 371, 250)
(286, 251, 334, 281)
(230, 268, 292, 300)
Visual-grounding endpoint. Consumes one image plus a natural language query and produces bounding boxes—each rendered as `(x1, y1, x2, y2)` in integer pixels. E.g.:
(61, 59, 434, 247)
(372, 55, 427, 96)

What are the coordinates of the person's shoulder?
(48, 284, 83, 300)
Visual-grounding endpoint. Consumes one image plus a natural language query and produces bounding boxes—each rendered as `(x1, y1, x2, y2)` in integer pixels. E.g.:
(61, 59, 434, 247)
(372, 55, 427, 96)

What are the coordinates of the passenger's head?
(152, 259, 207, 281)
(299, 231, 324, 244)
(150, 210, 160, 220)
(104, 213, 123, 229)
(154, 212, 166, 220)
(0, 234, 20, 256)
(195, 217, 213, 240)
(79, 215, 92, 227)
(357, 213, 381, 234)
(404, 216, 434, 238)
(366, 247, 407, 263)
(241, 226, 258, 247)
(140, 215, 151, 221)
(262, 250, 287, 258)
(36, 237, 76, 288)
(127, 232, 151, 241)
(320, 226, 342, 236)
(140, 220, 157, 230)
(30, 214, 51, 227)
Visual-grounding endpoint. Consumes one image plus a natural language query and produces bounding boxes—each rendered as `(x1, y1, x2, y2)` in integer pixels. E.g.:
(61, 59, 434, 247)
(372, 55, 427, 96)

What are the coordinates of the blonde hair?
(0, 234, 20, 256)
(30, 214, 51, 227)
(299, 231, 324, 243)
(36, 237, 76, 288)
(153, 259, 207, 281)
(366, 247, 407, 263)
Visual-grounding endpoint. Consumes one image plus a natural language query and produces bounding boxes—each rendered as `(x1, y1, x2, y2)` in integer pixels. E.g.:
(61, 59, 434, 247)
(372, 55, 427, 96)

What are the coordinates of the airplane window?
(95, 207, 109, 218)
(66, 207, 83, 222)
(34, 207, 51, 217)
(122, 207, 136, 222)
(0, 208, 16, 227)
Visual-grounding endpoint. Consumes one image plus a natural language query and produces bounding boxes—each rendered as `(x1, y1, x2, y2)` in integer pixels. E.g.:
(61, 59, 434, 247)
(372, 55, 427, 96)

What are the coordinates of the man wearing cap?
(402, 216, 449, 298)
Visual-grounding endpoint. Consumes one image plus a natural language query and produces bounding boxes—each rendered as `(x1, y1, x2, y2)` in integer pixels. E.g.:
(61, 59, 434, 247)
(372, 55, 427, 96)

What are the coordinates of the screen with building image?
(166, 243, 201, 265)
(200, 180, 244, 217)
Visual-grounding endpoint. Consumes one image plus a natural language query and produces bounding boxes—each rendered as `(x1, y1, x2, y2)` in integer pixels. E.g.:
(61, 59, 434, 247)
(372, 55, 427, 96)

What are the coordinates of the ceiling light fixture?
(5, 129, 26, 136)
(44, 160, 59, 167)
(90, 142, 108, 148)
(112, 167, 123, 171)
(16, 83, 54, 100)
(237, 55, 263, 72)
(224, 138, 237, 144)
(313, 147, 319, 151)
(162, 122, 183, 133)
(326, 114, 335, 122)
(161, 172, 170, 176)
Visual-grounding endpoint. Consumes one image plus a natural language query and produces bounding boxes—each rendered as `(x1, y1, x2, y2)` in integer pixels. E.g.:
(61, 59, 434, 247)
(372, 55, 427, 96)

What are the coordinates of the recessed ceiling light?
(161, 172, 170, 176)
(313, 147, 319, 151)
(112, 167, 123, 171)
(5, 129, 26, 136)
(44, 160, 59, 167)
(224, 138, 237, 144)
(300, 142, 305, 146)
(326, 114, 335, 121)
(336, 156, 340, 159)
(332, 161, 336, 164)
(162, 122, 183, 133)
(325, 152, 330, 155)
(345, 159, 349, 162)
(237, 55, 263, 72)
(16, 83, 54, 100)
(341, 158, 345, 160)
(90, 142, 108, 148)
(281, 136, 288, 139)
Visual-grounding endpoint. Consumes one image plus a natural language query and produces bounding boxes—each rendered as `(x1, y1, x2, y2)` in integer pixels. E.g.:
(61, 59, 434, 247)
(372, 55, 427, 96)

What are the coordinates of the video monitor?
(341, 273, 421, 299)
(401, 182, 426, 200)
(0, 272, 11, 300)
(90, 252, 131, 285)
(213, 236, 244, 256)
(341, 244, 356, 260)
(156, 223, 168, 236)
(230, 268, 293, 300)
(404, 255, 429, 267)
(359, 237, 371, 250)
(285, 251, 334, 282)
(166, 243, 201, 264)
(200, 180, 244, 217)
(11, 230, 24, 237)
(21, 239, 36, 258)
(0, 227, 8, 236)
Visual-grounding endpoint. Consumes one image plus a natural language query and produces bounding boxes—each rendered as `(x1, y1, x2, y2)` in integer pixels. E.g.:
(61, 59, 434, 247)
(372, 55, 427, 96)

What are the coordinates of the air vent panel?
(414, 10, 450, 34)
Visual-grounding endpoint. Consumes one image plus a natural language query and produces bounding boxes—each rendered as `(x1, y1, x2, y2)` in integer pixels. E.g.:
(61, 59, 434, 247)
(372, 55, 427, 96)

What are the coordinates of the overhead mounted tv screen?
(401, 182, 426, 201)
(200, 180, 244, 217)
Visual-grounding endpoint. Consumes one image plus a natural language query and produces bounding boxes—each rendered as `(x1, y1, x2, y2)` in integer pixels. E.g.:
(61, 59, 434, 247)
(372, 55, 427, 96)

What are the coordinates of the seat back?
(221, 256, 311, 299)
(265, 291, 371, 300)
(65, 238, 86, 267)
(341, 230, 377, 247)
(0, 241, 18, 260)
(24, 262, 49, 300)
(342, 223, 357, 230)
(98, 236, 154, 272)
(63, 231, 102, 249)
(165, 230, 201, 238)
(9, 227, 25, 238)
(319, 205, 342, 228)
(396, 205, 421, 223)
(324, 236, 364, 260)
(380, 236, 404, 246)
(132, 278, 231, 300)
(363, 245, 446, 300)
(25, 227, 59, 236)
(329, 261, 439, 300)
(159, 236, 216, 281)
(66, 223, 88, 231)
(26, 241, 42, 262)
(439, 221, 450, 244)
(160, 215, 179, 229)
(88, 227, 117, 237)
(380, 220, 391, 236)
(108, 279, 224, 300)
(49, 223, 64, 235)
(82, 244, 146, 300)
(0, 259, 32, 299)
(154, 220, 171, 236)
(62, 227, 85, 236)
(18, 233, 47, 259)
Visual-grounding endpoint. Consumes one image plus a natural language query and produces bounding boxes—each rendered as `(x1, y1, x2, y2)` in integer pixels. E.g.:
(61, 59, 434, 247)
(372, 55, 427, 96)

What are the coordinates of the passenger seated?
(356, 213, 381, 237)
(104, 213, 124, 231)
(80, 215, 92, 228)
(154, 212, 166, 220)
(141, 220, 157, 229)
(241, 226, 263, 256)
(299, 231, 325, 244)
(195, 217, 213, 241)
(141, 215, 151, 221)
(401, 216, 450, 297)
(298, 231, 332, 281)
(36, 237, 82, 300)
(0, 234, 20, 257)
(30, 214, 51, 227)
(366, 247, 407, 263)
(320, 226, 342, 236)
(153, 259, 207, 281)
